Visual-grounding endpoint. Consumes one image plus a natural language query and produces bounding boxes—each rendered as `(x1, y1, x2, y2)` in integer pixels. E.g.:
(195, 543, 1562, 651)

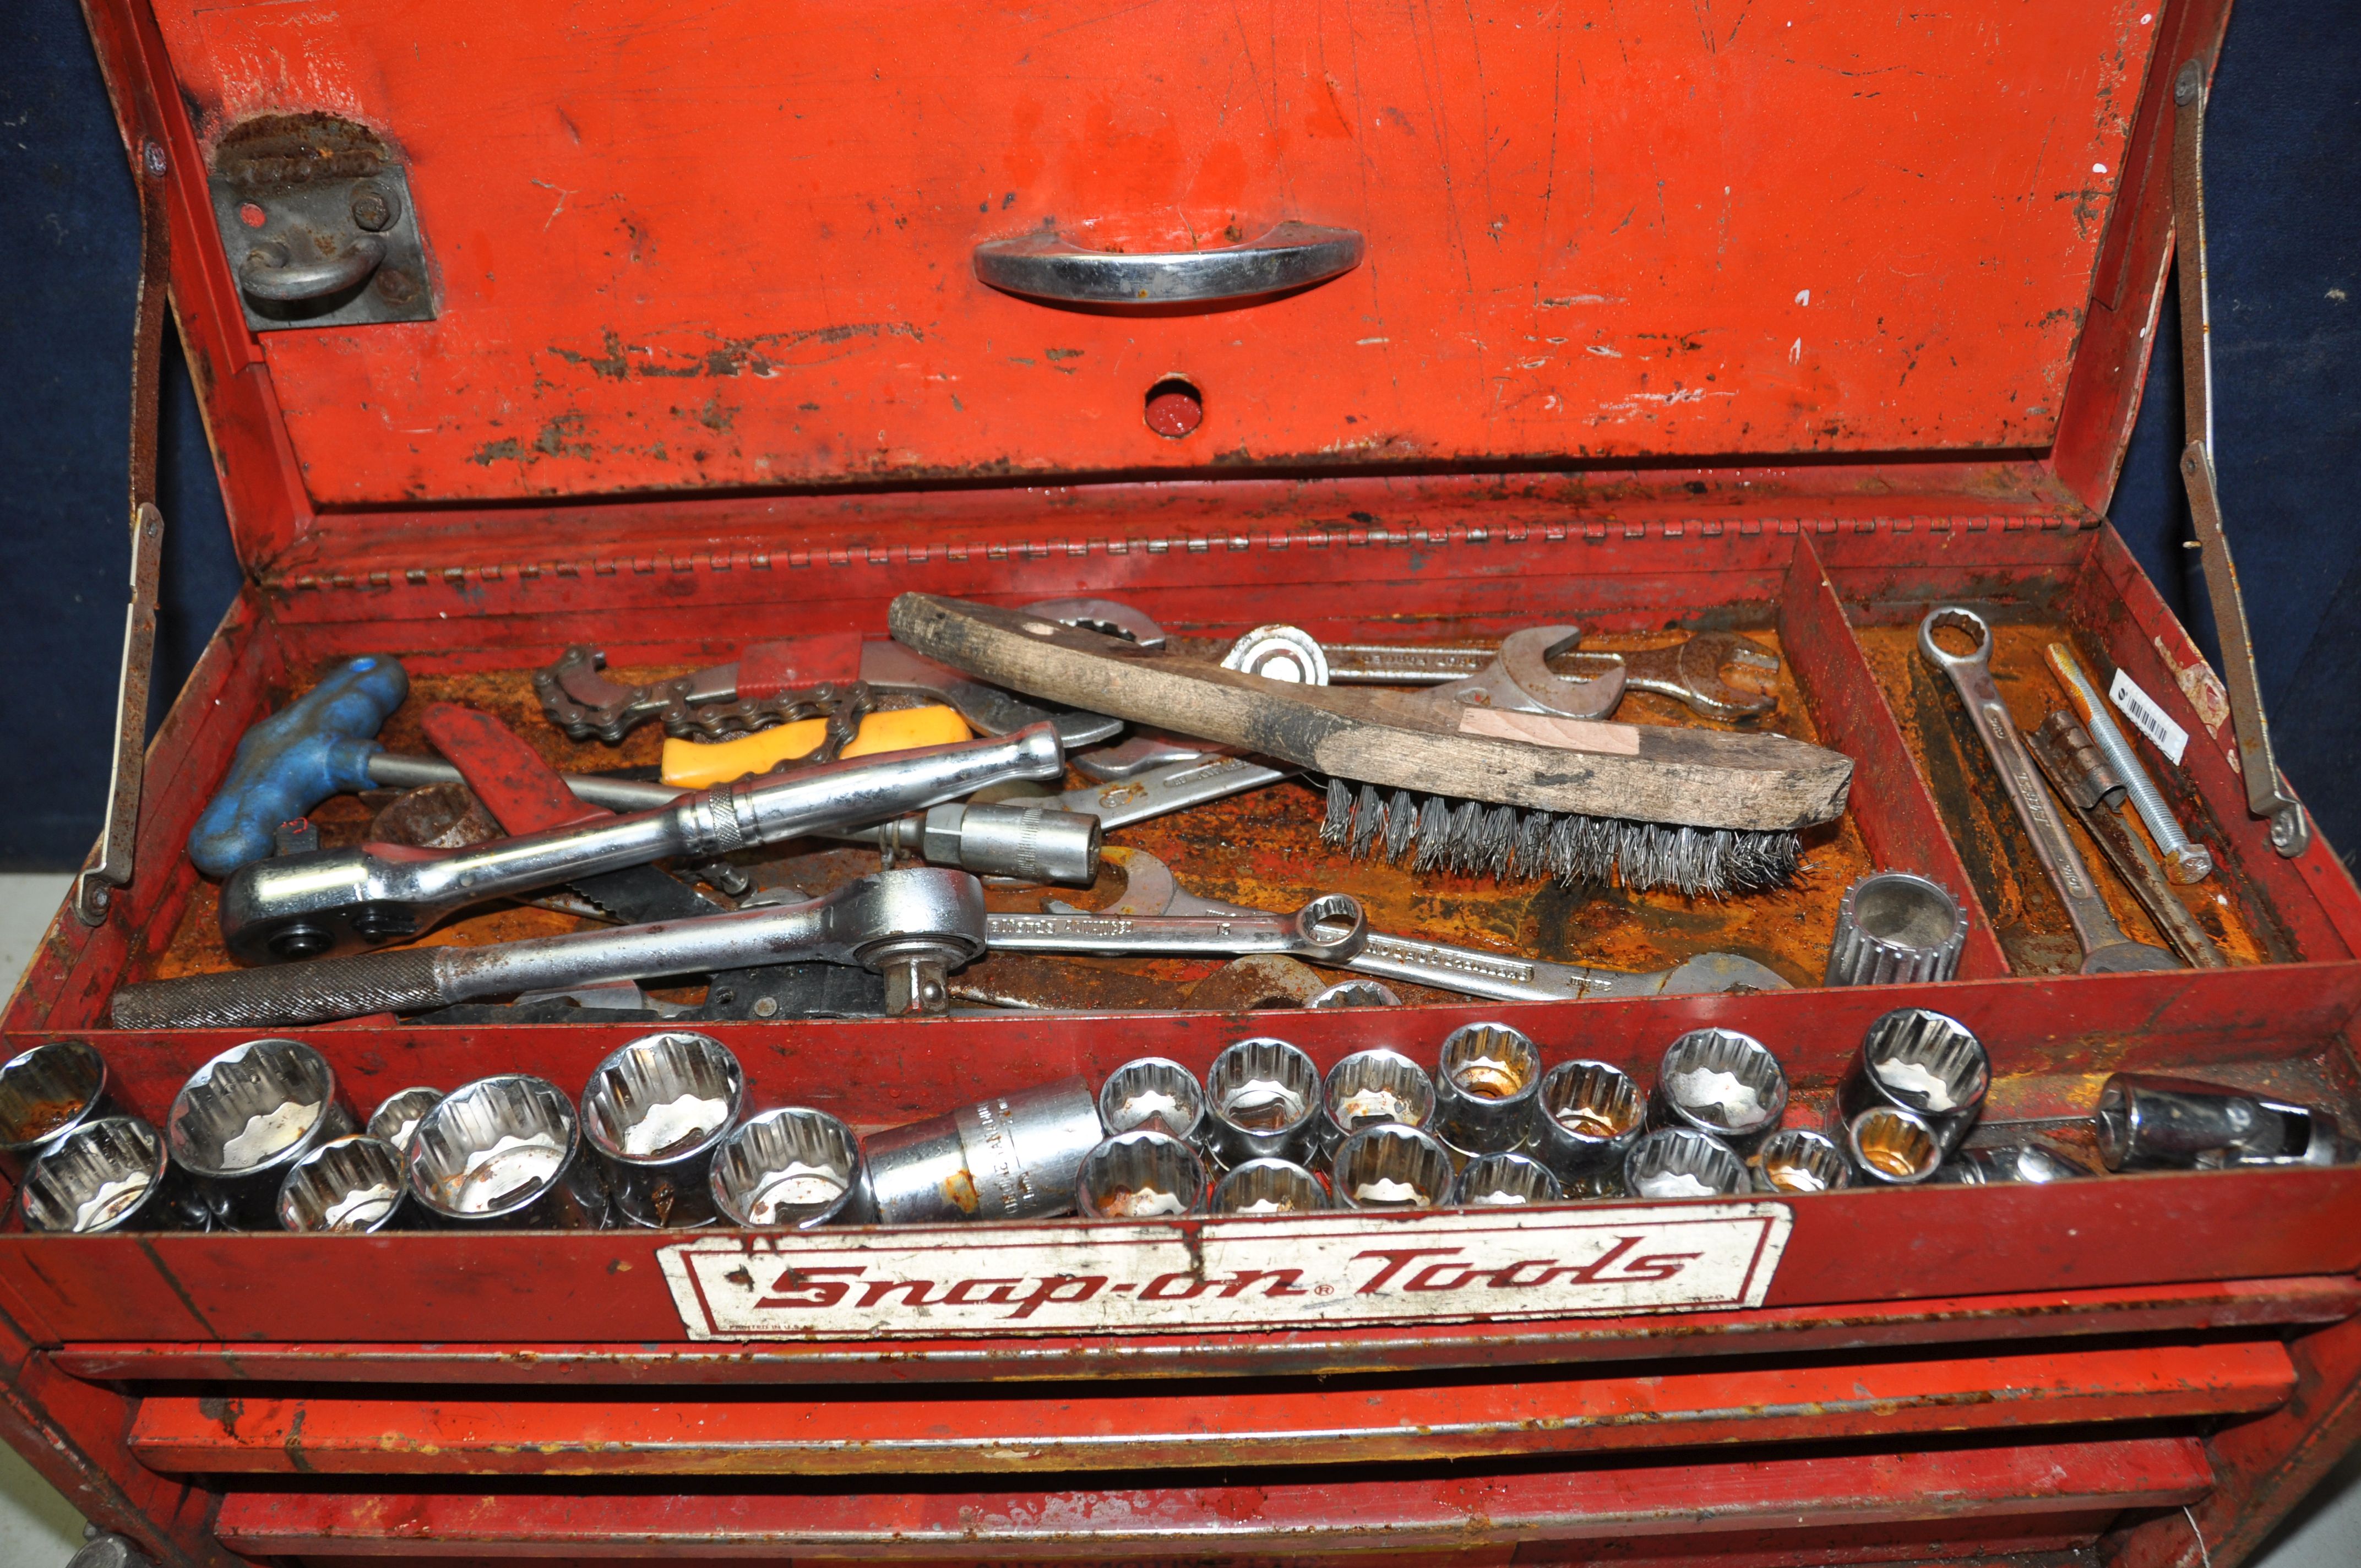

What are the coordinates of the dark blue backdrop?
(1, 0, 2353, 870)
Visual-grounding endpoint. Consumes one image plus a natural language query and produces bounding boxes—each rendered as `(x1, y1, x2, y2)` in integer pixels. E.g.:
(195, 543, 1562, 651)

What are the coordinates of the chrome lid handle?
(973, 221, 1363, 307)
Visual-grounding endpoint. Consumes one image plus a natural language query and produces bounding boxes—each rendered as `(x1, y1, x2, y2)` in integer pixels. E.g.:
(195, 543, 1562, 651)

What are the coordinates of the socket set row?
(4, 1006, 2348, 1233)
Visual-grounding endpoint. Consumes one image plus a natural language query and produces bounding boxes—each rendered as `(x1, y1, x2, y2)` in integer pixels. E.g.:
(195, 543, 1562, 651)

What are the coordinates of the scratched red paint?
(149, 0, 2158, 505)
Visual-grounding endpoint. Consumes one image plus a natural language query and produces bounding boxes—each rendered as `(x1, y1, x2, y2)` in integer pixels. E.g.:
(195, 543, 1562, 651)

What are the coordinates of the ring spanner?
(1053, 847, 1787, 1001)
(1919, 607, 2178, 974)
(219, 723, 1062, 963)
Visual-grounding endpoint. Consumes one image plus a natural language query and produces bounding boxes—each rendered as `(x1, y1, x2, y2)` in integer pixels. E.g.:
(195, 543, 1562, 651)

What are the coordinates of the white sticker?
(658, 1204, 1791, 1341)
(2109, 668, 2190, 764)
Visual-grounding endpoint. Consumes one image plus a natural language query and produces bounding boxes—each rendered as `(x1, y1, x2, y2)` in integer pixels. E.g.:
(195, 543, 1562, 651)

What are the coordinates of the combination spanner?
(1050, 847, 1789, 1002)
(1918, 607, 2179, 974)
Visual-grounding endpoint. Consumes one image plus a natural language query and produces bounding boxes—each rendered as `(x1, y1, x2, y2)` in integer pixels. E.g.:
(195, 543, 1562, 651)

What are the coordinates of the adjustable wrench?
(1053, 848, 1790, 1001)
(115, 868, 994, 1030)
(1918, 608, 2179, 975)
(219, 725, 1064, 964)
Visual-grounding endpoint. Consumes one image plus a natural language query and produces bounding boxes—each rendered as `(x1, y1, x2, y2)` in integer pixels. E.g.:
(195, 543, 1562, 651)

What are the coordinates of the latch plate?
(206, 112, 436, 331)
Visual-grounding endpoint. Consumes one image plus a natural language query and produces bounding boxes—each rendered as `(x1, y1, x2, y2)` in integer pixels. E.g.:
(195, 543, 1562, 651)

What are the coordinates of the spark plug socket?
(1076, 1130, 1207, 1218)
(166, 1037, 356, 1228)
(1434, 1022, 1542, 1156)
(408, 1074, 610, 1229)
(860, 1075, 1103, 1224)
(711, 1107, 864, 1229)
(0, 1039, 115, 1179)
(278, 1134, 410, 1233)
(581, 1031, 747, 1228)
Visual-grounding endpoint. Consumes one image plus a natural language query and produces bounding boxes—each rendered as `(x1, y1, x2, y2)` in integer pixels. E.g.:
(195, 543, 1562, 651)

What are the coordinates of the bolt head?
(349, 182, 398, 231)
(2163, 842, 2215, 884)
(140, 139, 167, 177)
(374, 266, 421, 304)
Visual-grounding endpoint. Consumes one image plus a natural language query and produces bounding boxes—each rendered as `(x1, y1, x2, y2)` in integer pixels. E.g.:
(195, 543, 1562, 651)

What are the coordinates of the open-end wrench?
(113, 868, 993, 1030)
(1221, 623, 1780, 720)
(1919, 608, 2180, 975)
(1052, 848, 1789, 1001)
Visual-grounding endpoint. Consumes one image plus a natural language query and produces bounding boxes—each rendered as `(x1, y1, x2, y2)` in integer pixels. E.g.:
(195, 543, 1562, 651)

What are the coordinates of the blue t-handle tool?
(188, 656, 410, 877)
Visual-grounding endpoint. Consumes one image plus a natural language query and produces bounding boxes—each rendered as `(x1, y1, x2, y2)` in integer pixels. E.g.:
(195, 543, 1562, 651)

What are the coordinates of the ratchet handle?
(112, 947, 450, 1031)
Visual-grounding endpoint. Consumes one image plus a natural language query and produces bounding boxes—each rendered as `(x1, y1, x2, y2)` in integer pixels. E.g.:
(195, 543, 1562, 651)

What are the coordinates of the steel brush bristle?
(1321, 777, 1799, 897)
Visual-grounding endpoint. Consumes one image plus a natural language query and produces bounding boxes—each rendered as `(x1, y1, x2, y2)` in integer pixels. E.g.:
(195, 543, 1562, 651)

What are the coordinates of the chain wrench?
(1052, 847, 1788, 1001)
(1221, 622, 1781, 720)
(1918, 608, 2178, 974)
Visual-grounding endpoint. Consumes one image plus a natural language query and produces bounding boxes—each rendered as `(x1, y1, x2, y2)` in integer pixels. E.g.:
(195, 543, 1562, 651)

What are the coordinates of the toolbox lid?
(153, 0, 2169, 514)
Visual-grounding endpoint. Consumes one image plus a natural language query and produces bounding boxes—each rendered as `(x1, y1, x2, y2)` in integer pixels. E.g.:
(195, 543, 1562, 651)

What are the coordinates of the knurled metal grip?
(112, 948, 449, 1031)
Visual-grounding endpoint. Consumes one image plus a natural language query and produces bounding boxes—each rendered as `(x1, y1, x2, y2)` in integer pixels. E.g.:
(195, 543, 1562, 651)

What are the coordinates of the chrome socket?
(278, 1134, 410, 1233)
(366, 1086, 444, 1157)
(1651, 1028, 1787, 1155)
(19, 1117, 187, 1234)
(1332, 1124, 1456, 1210)
(1532, 1059, 1644, 1186)
(861, 1075, 1103, 1224)
(2094, 1073, 2349, 1170)
(1945, 1141, 2090, 1185)
(166, 1038, 356, 1228)
(581, 1031, 747, 1228)
(1307, 978, 1402, 1009)
(407, 1074, 610, 1229)
(1210, 1158, 1329, 1215)
(0, 1039, 114, 1179)
(1454, 1151, 1564, 1206)
(711, 1108, 864, 1229)
(1203, 1038, 1321, 1168)
(1076, 1130, 1208, 1218)
(1750, 1129, 1854, 1194)
(1841, 1008, 1989, 1151)
(1823, 870, 1968, 985)
(1842, 1105, 1946, 1185)
(1316, 1049, 1436, 1157)
(1097, 1058, 1206, 1142)
(1623, 1128, 1751, 1200)
(1433, 1022, 1543, 1156)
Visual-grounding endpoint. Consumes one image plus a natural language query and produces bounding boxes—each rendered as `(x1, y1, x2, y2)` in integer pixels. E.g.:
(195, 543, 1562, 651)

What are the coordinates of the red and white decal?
(657, 1204, 1790, 1340)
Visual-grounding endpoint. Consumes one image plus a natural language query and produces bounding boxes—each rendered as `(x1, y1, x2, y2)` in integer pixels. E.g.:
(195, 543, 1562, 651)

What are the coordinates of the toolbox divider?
(205, 1434, 2216, 1559)
(1780, 537, 2010, 978)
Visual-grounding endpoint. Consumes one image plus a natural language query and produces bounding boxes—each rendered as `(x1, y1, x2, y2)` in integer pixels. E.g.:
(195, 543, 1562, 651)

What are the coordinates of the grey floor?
(2, 872, 2360, 1566)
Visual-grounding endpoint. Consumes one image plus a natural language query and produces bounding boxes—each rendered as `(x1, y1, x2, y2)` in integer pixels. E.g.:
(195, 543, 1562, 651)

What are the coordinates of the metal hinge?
(206, 113, 435, 331)
(2171, 57, 2310, 858)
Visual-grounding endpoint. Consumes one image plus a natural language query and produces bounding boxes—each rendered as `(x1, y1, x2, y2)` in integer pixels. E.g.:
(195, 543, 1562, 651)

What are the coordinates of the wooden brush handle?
(889, 595, 1852, 832)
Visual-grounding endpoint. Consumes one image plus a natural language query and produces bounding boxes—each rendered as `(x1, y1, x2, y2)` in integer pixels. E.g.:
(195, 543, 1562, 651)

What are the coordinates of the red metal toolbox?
(13, 0, 2361, 1562)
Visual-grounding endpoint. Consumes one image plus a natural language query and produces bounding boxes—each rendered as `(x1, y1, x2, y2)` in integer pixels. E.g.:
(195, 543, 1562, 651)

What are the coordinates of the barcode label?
(2110, 668, 2190, 764)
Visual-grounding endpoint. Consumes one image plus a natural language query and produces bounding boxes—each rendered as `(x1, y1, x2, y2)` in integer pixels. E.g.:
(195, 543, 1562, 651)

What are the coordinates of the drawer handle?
(973, 221, 1363, 307)
(241, 234, 386, 302)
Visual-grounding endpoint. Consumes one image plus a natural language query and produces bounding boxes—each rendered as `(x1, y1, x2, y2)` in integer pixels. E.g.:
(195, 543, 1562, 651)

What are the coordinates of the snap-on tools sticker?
(656, 1204, 1791, 1340)
(2109, 668, 2190, 765)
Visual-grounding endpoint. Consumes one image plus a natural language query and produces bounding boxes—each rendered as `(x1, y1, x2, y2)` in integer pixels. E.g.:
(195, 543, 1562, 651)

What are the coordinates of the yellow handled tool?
(660, 705, 972, 787)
